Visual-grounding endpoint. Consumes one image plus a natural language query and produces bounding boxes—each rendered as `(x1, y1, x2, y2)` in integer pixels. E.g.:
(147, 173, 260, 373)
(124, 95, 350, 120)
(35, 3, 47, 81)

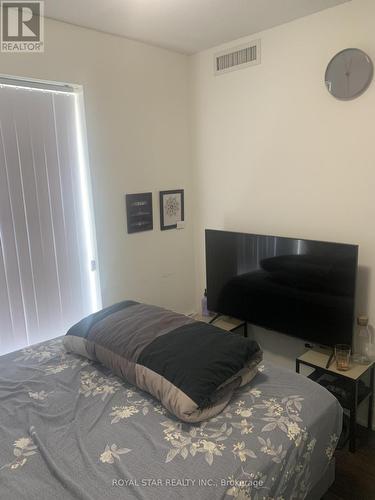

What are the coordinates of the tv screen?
(205, 229, 358, 347)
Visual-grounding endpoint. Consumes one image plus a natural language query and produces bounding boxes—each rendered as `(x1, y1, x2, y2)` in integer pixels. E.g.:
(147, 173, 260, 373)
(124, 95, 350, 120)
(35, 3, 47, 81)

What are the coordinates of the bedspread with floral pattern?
(0, 338, 342, 500)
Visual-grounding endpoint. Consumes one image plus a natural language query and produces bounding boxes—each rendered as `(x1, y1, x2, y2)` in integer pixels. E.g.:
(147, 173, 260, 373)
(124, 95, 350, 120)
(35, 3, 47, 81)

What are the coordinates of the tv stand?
(193, 314, 248, 337)
(208, 313, 221, 324)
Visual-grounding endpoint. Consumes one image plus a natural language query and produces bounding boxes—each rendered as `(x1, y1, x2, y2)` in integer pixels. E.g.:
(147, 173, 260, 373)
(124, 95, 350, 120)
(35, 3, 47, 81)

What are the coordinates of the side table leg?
(368, 366, 374, 431)
(349, 382, 358, 453)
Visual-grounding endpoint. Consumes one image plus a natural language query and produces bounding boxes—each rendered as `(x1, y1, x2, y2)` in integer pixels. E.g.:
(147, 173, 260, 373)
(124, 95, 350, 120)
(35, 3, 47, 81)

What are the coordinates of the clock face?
(325, 48, 373, 100)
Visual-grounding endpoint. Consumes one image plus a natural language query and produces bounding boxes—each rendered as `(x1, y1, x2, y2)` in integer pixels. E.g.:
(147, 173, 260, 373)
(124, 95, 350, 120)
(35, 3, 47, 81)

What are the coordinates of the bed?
(0, 337, 342, 500)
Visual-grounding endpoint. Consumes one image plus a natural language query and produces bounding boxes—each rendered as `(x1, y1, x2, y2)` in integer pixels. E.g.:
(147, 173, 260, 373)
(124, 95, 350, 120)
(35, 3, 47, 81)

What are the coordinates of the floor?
(323, 426, 375, 500)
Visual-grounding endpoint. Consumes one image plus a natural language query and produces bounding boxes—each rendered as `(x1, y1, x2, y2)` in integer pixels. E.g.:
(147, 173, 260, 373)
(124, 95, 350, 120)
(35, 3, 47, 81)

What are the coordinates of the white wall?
(0, 18, 195, 314)
(190, 0, 375, 368)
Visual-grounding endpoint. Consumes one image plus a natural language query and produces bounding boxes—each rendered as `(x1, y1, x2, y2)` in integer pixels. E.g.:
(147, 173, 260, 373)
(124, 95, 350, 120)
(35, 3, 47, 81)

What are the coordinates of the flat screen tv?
(205, 229, 358, 347)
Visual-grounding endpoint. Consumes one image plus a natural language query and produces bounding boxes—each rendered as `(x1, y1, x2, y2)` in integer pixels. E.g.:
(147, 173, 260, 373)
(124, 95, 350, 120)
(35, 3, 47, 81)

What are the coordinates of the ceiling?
(45, 0, 350, 55)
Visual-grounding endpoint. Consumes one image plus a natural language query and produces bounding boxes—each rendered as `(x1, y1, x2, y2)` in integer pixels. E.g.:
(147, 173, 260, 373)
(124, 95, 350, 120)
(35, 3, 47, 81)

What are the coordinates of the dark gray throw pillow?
(63, 301, 262, 422)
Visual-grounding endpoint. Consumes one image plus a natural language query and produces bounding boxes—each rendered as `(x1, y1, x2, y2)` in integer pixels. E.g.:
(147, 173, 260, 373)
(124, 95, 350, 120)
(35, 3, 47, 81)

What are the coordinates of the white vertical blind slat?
(19, 91, 55, 341)
(0, 238, 14, 353)
(26, 90, 64, 340)
(0, 96, 30, 349)
(53, 94, 86, 322)
(12, 92, 43, 333)
(63, 95, 93, 316)
(0, 128, 28, 352)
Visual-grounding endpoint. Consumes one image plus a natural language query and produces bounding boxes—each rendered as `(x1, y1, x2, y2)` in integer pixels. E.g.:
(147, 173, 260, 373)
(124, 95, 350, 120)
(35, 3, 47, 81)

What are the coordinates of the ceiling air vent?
(214, 40, 261, 76)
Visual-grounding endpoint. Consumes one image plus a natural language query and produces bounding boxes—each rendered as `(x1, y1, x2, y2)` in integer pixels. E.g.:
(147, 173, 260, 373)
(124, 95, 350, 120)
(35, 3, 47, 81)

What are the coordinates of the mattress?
(0, 337, 342, 500)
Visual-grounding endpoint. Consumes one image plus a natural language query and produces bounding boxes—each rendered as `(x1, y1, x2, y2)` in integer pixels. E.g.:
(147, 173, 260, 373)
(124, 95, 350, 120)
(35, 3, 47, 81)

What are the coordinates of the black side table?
(296, 348, 374, 453)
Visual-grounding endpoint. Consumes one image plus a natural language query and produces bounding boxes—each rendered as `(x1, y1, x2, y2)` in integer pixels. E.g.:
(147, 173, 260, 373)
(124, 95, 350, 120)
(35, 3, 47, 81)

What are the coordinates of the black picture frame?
(125, 192, 153, 234)
(159, 189, 184, 231)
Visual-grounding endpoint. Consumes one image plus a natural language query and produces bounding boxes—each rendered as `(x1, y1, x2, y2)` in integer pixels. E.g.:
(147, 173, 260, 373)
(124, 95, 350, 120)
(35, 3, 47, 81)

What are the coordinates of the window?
(0, 77, 101, 354)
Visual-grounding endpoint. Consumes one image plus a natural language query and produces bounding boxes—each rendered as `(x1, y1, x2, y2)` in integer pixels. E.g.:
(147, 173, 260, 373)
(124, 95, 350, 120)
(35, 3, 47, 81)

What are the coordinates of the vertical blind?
(0, 82, 100, 355)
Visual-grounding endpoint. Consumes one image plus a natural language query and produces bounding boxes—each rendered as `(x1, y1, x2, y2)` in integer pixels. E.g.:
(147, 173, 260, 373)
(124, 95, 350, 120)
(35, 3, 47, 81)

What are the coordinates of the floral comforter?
(0, 338, 342, 500)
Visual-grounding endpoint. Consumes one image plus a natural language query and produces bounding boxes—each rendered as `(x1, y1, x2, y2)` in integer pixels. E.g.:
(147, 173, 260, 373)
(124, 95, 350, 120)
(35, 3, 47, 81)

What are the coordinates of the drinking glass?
(335, 344, 351, 371)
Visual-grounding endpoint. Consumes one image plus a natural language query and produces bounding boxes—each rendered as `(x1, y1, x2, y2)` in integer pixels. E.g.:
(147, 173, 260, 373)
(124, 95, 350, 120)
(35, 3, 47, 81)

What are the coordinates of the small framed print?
(159, 189, 184, 231)
(125, 192, 153, 234)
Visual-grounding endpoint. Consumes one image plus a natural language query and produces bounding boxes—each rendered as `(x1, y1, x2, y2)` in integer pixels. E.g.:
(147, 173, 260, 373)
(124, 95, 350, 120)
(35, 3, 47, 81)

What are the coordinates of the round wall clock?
(325, 48, 373, 100)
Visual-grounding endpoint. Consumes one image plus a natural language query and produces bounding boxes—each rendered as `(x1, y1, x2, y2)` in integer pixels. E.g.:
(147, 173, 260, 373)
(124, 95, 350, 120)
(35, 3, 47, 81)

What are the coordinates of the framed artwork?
(159, 189, 184, 231)
(125, 192, 153, 234)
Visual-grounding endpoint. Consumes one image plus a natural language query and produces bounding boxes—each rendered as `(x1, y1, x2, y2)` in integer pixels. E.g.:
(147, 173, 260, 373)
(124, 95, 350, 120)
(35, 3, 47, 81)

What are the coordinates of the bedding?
(0, 337, 342, 500)
(63, 301, 262, 422)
